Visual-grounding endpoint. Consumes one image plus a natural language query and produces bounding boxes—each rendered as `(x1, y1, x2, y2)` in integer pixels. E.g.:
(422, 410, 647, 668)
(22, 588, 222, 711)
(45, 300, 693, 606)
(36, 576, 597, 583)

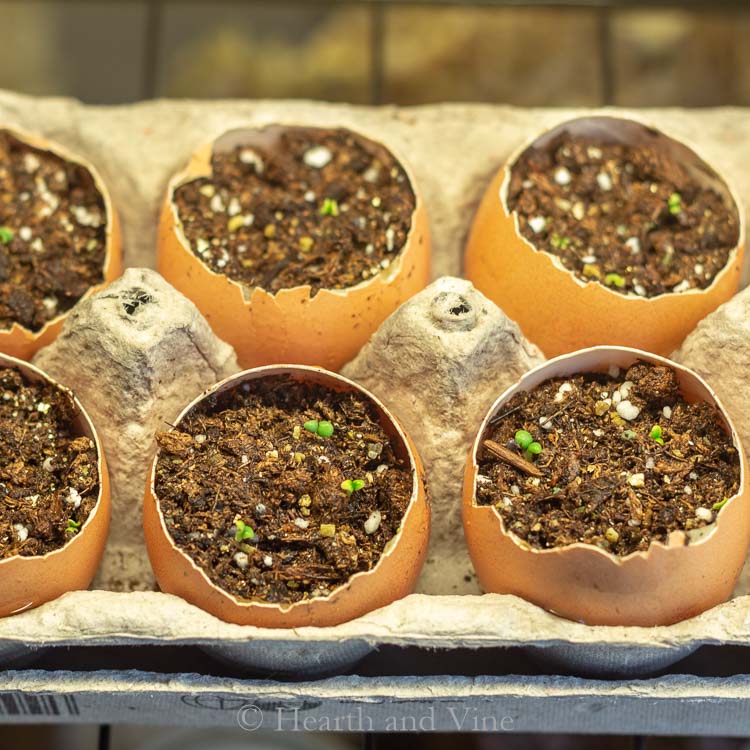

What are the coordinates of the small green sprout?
(65, 519, 82, 534)
(649, 425, 664, 446)
(341, 479, 366, 495)
(320, 198, 339, 217)
(514, 430, 533, 450)
(526, 442, 542, 455)
(317, 420, 334, 438)
(668, 192, 682, 215)
(514, 429, 541, 460)
(622, 430, 637, 440)
(303, 419, 334, 438)
(713, 497, 729, 511)
(550, 233, 571, 250)
(552, 487, 561, 495)
(604, 273, 626, 288)
(0, 227, 13, 244)
(234, 519, 255, 542)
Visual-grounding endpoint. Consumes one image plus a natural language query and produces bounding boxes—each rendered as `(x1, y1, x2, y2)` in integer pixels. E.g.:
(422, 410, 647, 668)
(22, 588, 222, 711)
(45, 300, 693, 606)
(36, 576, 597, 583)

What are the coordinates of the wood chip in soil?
(154, 376, 416, 604)
(508, 131, 739, 298)
(0, 367, 99, 558)
(476, 361, 740, 555)
(0, 131, 108, 332)
(173, 126, 415, 295)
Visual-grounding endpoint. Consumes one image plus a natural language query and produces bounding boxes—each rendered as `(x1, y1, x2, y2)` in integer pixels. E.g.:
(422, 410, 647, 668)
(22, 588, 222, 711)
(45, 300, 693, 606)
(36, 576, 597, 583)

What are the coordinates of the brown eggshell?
(0, 127, 123, 360)
(144, 365, 430, 628)
(158, 125, 430, 370)
(0, 354, 110, 617)
(464, 115, 745, 358)
(463, 346, 750, 626)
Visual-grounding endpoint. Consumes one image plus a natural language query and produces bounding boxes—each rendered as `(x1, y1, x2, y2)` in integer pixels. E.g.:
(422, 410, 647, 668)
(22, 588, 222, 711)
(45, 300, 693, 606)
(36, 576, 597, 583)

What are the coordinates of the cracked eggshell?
(463, 346, 750, 626)
(0, 353, 109, 617)
(464, 115, 744, 358)
(143, 365, 429, 628)
(157, 125, 430, 370)
(0, 127, 122, 360)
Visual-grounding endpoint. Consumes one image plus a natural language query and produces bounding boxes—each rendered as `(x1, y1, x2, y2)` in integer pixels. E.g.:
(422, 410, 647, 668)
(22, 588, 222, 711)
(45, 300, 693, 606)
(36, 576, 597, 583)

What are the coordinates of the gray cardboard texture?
(3, 90, 750, 723)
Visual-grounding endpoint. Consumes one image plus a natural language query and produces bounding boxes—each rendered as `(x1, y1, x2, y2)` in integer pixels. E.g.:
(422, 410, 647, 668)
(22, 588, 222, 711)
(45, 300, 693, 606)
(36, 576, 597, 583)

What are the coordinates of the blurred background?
(2, 0, 750, 108)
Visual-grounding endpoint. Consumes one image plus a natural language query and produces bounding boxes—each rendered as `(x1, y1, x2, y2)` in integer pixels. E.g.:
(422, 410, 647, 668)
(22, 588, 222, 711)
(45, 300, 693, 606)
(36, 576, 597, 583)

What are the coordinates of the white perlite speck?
(36, 402, 50, 414)
(628, 473, 645, 487)
(528, 216, 546, 233)
(263, 555, 273, 568)
(239, 149, 263, 173)
(625, 237, 641, 255)
(364, 510, 382, 535)
(663, 406, 672, 419)
(18, 227, 32, 242)
(194, 434, 206, 444)
(696, 507, 713, 522)
(616, 400, 640, 421)
(673, 280, 691, 293)
(596, 172, 613, 191)
(233, 552, 249, 570)
(42, 456, 54, 472)
(13, 524, 28, 542)
(66, 487, 82, 508)
(553, 166, 571, 186)
(303, 146, 333, 169)
(294, 517, 309, 530)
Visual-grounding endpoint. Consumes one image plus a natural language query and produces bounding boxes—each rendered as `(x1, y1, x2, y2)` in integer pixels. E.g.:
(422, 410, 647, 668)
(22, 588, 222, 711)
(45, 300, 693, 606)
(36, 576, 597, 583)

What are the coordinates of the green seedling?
(303, 419, 334, 438)
(514, 429, 541, 460)
(604, 273, 626, 288)
(668, 192, 682, 215)
(649, 425, 664, 446)
(713, 497, 729, 511)
(0, 227, 13, 244)
(234, 519, 255, 542)
(65, 519, 82, 534)
(550, 233, 571, 250)
(341, 479, 366, 495)
(320, 198, 339, 216)
(514, 430, 533, 450)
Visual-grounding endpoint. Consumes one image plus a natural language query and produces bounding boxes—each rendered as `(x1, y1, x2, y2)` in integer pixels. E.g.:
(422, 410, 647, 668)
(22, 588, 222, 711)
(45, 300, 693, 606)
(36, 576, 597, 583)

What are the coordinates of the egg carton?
(1, 91, 750, 694)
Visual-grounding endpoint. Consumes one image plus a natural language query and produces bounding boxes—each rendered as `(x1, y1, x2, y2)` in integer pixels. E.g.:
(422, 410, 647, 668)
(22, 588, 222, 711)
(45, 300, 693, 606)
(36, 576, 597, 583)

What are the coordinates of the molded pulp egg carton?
(2, 90, 750, 731)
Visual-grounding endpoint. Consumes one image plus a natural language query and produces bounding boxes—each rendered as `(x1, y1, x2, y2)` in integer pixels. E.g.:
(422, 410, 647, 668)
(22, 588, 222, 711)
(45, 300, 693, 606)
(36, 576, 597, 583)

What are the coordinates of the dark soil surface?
(508, 132, 739, 298)
(173, 126, 416, 295)
(476, 361, 740, 555)
(0, 367, 99, 559)
(154, 376, 415, 604)
(0, 131, 108, 331)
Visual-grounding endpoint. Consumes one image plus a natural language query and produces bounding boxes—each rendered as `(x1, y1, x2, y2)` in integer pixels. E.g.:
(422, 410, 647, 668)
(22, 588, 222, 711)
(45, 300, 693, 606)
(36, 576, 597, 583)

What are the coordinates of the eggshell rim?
(148, 364, 424, 615)
(497, 112, 746, 302)
(467, 345, 746, 565)
(163, 122, 425, 303)
(0, 125, 121, 338)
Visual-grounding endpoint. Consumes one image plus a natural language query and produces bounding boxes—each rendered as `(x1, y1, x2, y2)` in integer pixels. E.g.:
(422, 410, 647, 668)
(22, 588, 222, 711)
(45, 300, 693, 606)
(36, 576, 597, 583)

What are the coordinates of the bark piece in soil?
(154, 375, 415, 605)
(173, 126, 416, 295)
(476, 361, 740, 555)
(507, 132, 739, 298)
(0, 131, 108, 331)
(0, 367, 99, 558)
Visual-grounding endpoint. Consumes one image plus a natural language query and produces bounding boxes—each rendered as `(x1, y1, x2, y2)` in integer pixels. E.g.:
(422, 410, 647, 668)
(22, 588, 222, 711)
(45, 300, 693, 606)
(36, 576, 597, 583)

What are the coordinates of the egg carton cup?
(2, 91, 750, 680)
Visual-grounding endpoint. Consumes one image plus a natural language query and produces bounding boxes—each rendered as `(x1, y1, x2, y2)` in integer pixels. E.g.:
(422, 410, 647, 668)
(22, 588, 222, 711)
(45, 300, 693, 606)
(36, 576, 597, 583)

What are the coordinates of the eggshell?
(462, 346, 750, 626)
(158, 125, 430, 370)
(0, 353, 110, 617)
(144, 365, 430, 628)
(0, 127, 122, 360)
(464, 115, 745, 358)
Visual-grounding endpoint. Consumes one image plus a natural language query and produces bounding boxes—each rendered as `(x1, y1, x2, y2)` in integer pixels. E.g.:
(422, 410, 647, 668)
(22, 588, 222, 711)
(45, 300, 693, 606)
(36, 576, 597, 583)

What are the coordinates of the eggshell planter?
(0, 127, 122, 360)
(463, 346, 750, 627)
(464, 115, 745, 358)
(144, 364, 430, 629)
(158, 125, 430, 370)
(0, 354, 110, 618)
